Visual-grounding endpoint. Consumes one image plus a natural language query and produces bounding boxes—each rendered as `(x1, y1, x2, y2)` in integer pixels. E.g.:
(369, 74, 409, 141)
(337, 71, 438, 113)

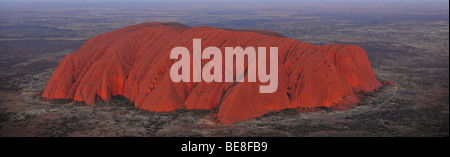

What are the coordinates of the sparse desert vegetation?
(0, 1, 448, 136)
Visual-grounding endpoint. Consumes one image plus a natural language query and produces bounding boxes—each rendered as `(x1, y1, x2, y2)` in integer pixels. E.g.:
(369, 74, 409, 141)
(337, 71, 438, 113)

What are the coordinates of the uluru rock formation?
(42, 22, 382, 124)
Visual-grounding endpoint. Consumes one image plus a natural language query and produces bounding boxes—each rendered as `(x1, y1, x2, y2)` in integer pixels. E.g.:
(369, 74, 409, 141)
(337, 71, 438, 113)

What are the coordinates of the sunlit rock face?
(42, 22, 382, 124)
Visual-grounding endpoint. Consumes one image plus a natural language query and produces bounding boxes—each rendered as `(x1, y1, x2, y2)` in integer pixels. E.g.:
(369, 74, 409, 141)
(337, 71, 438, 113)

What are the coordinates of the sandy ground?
(0, 2, 448, 137)
(0, 53, 447, 136)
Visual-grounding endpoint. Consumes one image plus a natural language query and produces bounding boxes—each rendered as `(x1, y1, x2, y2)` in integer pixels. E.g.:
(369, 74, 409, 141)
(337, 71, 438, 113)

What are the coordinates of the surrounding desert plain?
(0, 1, 448, 136)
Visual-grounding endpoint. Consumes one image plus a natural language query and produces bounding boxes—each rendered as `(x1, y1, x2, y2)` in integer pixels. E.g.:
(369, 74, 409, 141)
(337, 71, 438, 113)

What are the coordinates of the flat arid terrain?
(0, 1, 448, 136)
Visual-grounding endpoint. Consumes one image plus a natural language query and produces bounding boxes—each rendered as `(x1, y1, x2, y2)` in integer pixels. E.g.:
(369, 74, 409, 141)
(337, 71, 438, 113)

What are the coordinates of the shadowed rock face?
(42, 22, 382, 124)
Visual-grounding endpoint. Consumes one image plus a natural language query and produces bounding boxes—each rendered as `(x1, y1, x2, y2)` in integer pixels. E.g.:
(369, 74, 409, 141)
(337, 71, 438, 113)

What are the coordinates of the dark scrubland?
(0, 1, 448, 136)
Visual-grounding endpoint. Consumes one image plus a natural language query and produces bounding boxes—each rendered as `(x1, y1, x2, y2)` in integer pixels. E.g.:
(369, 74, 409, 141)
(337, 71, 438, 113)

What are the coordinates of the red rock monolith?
(42, 22, 382, 124)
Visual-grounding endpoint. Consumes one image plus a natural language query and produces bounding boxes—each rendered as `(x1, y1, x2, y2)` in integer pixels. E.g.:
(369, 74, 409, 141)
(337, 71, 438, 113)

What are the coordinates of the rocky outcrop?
(42, 22, 381, 124)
